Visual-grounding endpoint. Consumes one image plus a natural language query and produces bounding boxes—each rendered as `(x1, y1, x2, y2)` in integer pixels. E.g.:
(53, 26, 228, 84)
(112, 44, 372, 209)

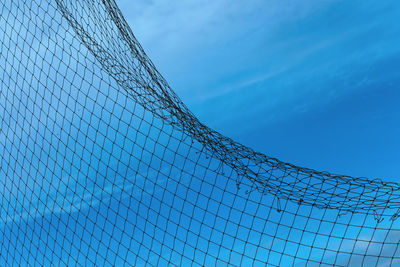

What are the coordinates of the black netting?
(0, 0, 399, 266)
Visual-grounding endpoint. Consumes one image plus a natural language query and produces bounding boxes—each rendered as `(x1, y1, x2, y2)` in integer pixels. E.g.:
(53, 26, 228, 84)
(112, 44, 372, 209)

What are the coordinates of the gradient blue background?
(1, 0, 400, 266)
(117, 0, 400, 181)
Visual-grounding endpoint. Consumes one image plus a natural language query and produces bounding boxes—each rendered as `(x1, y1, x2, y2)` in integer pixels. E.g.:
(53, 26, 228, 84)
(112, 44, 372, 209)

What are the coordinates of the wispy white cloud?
(116, 0, 326, 84)
(116, 0, 400, 135)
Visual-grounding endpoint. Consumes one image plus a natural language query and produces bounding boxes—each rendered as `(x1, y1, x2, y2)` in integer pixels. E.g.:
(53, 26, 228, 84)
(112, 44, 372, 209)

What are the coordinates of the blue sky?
(1, 0, 400, 266)
(113, 2, 400, 265)
(117, 0, 400, 180)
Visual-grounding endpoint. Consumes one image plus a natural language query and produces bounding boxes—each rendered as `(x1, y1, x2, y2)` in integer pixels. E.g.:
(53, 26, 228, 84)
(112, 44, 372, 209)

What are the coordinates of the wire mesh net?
(0, 0, 399, 266)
